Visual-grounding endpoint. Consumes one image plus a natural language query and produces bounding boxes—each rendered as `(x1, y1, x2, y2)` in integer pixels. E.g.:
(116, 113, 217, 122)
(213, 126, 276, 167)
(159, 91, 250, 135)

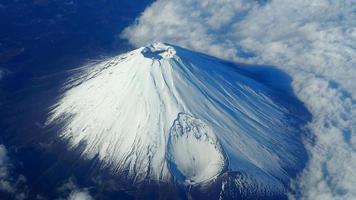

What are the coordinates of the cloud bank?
(122, 0, 356, 199)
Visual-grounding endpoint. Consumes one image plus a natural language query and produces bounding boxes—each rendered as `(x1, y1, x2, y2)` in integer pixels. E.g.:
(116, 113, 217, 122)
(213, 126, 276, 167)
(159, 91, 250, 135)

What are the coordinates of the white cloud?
(0, 144, 28, 200)
(0, 145, 15, 193)
(122, 0, 356, 199)
(57, 178, 93, 200)
(67, 191, 93, 200)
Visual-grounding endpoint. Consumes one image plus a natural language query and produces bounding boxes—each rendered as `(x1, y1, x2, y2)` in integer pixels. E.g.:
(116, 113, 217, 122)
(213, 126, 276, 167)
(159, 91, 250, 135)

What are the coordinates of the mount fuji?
(46, 43, 310, 198)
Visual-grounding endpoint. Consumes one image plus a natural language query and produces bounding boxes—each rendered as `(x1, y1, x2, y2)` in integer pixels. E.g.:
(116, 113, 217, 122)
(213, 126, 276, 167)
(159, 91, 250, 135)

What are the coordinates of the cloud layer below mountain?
(122, 0, 356, 199)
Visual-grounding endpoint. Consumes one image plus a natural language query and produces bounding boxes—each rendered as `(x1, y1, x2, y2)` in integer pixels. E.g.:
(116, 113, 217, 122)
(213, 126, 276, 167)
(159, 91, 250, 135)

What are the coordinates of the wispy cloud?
(122, 0, 356, 199)
(0, 69, 6, 80)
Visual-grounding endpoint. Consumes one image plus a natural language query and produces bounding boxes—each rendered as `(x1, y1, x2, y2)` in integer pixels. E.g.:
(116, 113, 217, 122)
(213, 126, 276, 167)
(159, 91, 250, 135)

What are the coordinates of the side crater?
(166, 113, 228, 185)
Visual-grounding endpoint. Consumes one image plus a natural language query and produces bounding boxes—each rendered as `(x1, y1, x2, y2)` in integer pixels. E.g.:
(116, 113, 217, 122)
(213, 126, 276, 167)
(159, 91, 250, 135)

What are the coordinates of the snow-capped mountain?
(47, 43, 309, 196)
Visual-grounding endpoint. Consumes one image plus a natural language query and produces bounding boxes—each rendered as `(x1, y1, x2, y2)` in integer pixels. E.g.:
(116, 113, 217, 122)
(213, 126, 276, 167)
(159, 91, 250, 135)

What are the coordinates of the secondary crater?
(166, 113, 228, 185)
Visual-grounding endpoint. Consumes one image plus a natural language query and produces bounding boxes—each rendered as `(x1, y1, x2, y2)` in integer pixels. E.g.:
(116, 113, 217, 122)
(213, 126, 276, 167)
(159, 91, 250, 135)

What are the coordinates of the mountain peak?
(141, 42, 176, 59)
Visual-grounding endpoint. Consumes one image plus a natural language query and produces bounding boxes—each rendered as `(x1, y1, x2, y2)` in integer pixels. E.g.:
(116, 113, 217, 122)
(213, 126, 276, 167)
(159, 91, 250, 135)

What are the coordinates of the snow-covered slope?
(47, 43, 309, 193)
